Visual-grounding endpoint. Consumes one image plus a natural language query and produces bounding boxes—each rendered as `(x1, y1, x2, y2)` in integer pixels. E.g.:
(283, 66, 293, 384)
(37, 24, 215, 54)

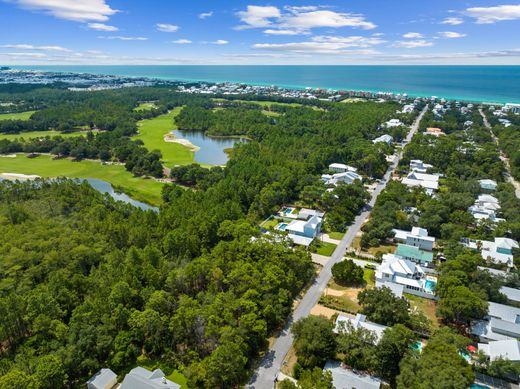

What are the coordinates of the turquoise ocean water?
(13, 65, 520, 104)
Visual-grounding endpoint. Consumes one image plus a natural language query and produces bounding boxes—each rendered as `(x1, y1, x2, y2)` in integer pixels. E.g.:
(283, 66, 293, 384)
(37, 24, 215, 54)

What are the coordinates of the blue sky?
(1, 0, 520, 64)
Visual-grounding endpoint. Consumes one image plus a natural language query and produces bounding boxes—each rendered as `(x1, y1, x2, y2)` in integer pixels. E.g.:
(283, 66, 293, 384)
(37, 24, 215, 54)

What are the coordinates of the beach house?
(284, 214, 323, 247)
(321, 171, 362, 186)
(87, 369, 117, 389)
(324, 360, 383, 389)
(384, 118, 403, 128)
(468, 194, 504, 223)
(392, 227, 435, 251)
(328, 163, 357, 174)
(462, 237, 518, 268)
(425, 127, 446, 137)
(373, 134, 393, 144)
(472, 302, 520, 343)
(478, 340, 520, 362)
(501, 286, 520, 304)
(479, 179, 498, 192)
(375, 253, 437, 299)
(121, 367, 180, 389)
(402, 171, 439, 195)
(334, 313, 388, 343)
(409, 159, 433, 173)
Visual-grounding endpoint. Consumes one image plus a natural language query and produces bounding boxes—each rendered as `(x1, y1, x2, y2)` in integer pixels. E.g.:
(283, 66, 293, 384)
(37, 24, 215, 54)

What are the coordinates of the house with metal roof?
(334, 314, 388, 343)
(395, 244, 434, 264)
(285, 214, 323, 247)
(402, 172, 439, 195)
(472, 302, 520, 343)
(328, 163, 357, 174)
(462, 237, 518, 268)
(375, 253, 437, 300)
(87, 368, 117, 389)
(479, 179, 498, 192)
(501, 286, 520, 303)
(392, 227, 435, 251)
(410, 159, 433, 173)
(479, 340, 520, 362)
(120, 367, 180, 389)
(324, 360, 382, 389)
(372, 134, 393, 144)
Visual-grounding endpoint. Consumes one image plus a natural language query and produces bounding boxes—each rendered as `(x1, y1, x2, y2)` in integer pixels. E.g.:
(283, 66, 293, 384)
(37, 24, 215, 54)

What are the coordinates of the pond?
(172, 130, 247, 165)
(83, 179, 159, 212)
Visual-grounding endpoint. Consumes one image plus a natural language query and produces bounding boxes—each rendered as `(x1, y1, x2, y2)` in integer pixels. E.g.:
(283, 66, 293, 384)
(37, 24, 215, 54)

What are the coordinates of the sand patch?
(164, 133, 200, 151)
(310, 304, 341, 319)
(1, 172, 40, 180)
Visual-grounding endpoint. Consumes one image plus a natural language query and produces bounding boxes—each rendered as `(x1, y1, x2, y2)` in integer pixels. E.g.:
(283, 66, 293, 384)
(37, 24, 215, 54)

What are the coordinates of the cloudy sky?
(1, 0, 520, 65)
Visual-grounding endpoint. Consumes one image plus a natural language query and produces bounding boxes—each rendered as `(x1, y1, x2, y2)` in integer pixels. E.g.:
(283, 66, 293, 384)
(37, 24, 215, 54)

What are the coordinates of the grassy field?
(405, 293, 440, 329)
(134, 102, 157, 111)
(0, 130, 94, 141)
(312, 241, 337, 256)
(328, 231, 345, 240)
(0, 111, 36, 121)
(0, 154, 164, 205)
(134, 108, 196, 167)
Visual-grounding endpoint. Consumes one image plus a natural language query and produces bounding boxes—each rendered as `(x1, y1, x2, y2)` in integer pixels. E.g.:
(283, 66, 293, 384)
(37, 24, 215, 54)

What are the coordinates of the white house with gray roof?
(479, 339, 520, 362)
(120, 367, 180, 389)
(334, 314, 388, 343)
(392, 227, 435, 251)
(87, 369, 117, 389)
(501, 286, 520, 303)
(462, 237, 518, 268)
(472, 302, 520, 343)
(324, 360, 382, 389)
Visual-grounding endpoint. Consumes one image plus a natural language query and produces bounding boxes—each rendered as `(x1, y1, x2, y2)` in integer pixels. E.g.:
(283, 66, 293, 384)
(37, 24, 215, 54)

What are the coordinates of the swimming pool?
(411, 341, 423, 352)
(282, 207, 295, 216)
(276, 222, 289, 231)
(424, 279, 437, 294)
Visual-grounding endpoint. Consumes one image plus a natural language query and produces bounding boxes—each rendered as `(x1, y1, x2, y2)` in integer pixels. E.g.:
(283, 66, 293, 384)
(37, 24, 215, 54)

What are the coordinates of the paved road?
(480, 109, 520, 199)
(247, 106, 428, 389)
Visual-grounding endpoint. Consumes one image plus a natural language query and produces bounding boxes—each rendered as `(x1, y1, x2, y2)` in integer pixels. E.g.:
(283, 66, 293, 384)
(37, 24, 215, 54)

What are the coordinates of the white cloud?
(280, 10, 376, 30)
(87, 23, 118, 31)
(438, 31, 466, 39)
(253, 35, 385, 54)
(199, 11, 213, 19)
(0, 44, 70, 52)
(466, 5, 520, 24)
(11, 0, 117, 22)
(172, 39, 192, 44)
(263, 29, 309, 35)
(236, 5, 281, 28)
(212, 40, 229, 45)
(3, 52, 47, 58)
(98, 36, 148, 41)
(441, 17, 464, 25)
(236, 5, 376, 31)
(403, 32, 423, 39)
(392, 40, 433, 48)
(156, 23, 179, 33)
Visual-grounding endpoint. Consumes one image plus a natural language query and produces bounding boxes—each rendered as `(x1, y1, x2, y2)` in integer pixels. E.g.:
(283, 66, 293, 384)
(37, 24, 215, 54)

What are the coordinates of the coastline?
(10, 65, 520, 105)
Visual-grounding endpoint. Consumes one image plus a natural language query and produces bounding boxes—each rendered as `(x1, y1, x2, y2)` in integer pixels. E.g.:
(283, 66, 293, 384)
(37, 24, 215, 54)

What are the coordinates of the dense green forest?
(0, 86, 404, 387)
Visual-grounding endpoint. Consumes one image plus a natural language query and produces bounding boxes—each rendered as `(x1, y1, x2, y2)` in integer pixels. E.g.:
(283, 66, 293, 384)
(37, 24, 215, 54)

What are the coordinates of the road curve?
(247, 106, 428, 389)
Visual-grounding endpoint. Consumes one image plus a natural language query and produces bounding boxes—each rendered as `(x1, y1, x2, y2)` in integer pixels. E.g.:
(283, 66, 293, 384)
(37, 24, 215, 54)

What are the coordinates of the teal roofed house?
(395, 244, 433, 264)
(479, 179, 498, 191)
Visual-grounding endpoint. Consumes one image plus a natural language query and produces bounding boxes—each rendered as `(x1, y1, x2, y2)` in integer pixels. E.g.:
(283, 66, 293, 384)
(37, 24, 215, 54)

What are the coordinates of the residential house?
(402, 172, 440, 195)
(425, 127, 446, 137)
(462, 237, 518, 268)
(501, 286, 520, 304)
(479, 340, 520, 362)
(328, 163, 357, 174)
(384, 119, 403, 128)
(324, 360, 382, 389)
(373, 134, 393, 144)
(395, 244, 434, 264)
(321, 171, 362, 187)
(479, 179, 498, 192)
(505, 103, 520, 114)
(468, 194, 504, 223)
(392, 227, 435, 251)
(121, 367, 180, 389)
(409, 160, 433, 173)
(285, 214, 323, 247)
(87, 369, 117, 389)
(375, 254, 437, 300)
(402, 104, 415, 114)
(334, 313, 388, 343)
(472, 302, 520, 343)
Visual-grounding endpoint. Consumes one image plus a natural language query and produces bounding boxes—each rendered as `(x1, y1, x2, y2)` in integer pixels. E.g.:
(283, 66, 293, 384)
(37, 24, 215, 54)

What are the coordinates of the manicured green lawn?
(0, 130, 92, 141)
(261, 217, 280, 230)
(134, 108, 196, 167)
(134, 102, 157, 111)
(0, 110, 36, 121)
(328, 231, 345, 240)
(363, 268, 375, 287)
(0, 154, 164, 205)
(312, 241, 337, 256)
